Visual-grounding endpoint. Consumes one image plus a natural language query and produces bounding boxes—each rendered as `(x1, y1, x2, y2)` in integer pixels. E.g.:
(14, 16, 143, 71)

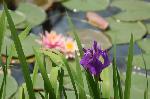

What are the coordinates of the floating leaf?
(137, 38, 150, 54)
(68, 29, 112, 49)
(17, 3, 46, 27)
(2, 34, 40, 57)
(132, 54, 150, 69)
(111, 0, 150, 21)
(62, 0, 109, 11)
(0, 10, 25, 25)
(25, 0, 54, 10)
(31, 74, 44, 90)
(122, 73, 150, 99)
(0, 75, 18, 99)
(105, 18, 146, 44)
(146, 24, 150, 34)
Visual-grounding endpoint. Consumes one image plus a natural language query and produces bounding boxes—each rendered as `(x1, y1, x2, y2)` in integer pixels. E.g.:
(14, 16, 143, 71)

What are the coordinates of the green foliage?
(137, 38, 150, 54)
(2, 34, 40, 58)
(105, 18, 146, 44)
(132, 54, 150, 69)
(0, 11, 6, 54)
(33, 48, 56, 99)
(124, 34, 134, 99)
(66, 12, 83, 57)
(62, 0, 109, 11)
(4, 3, 36, 99)
(0, 10, 26, 25)
(0, 75, 18, 99)
(68, 29, 112, 50)
(0, 1, 149, 99)
(17, 3, 46, 27)
(111, 0, 150, 21)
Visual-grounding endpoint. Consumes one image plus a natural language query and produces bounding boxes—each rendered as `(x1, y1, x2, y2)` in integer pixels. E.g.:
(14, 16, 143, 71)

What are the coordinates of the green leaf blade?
(124, 34, 134, 99)
(4, 3, 36, 99)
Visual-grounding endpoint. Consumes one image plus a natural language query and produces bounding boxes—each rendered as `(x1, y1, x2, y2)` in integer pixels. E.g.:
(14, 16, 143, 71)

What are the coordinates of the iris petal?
(80, 41, 110, 76)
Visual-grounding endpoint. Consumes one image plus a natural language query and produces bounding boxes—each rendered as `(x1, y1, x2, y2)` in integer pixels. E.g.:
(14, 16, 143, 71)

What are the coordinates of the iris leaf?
(124, 34, 134, 99)
(4, 3, 36, 99)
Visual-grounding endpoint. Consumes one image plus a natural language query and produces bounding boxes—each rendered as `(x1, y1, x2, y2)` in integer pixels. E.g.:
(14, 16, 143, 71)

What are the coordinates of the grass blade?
(57, 68, 64, 99)
(0, 75, 5, 99)
(112, 44, 119, 99)
(22, 88, 25, 99)
(85, 71, 101, 99)
(19, 26, 31, 41)
(39, 92, 45, 99)
(32, 62, 39, 86)
(124, 34, 134, 99)
(116, 68, 123, 99)
(101, 67, 111, 98)
(0, 10, 6, 54)
(75, 52, 87, 99)
(66, 12, 83, 57)
(140, 50, 149, 99)
(49, 67, 59, 94)
(33, 48, 56, 99)
(42, 49, 78, 99)
(4, 3, 36, 99)
(60, 54, 79, 99)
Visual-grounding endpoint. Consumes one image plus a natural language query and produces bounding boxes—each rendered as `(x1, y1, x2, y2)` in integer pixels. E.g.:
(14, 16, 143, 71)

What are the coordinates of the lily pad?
(0, 75, 18, 99)
(132, 54, 150, 69)
(122, 73, 150, 99)
(146, 23, 150, 34)
(105, 18, 146, 44)
(111, 0, 150, 21)
(2, 33, 40, 58)
(62, 0, 109, 11)
(137, 38, 150, 54)
(32, 74, 44, 90)
(17, 3, 46, 27)
(25, 0, 54, 10)
(68, 29, 112, 49)
(0, 10, 25, 25)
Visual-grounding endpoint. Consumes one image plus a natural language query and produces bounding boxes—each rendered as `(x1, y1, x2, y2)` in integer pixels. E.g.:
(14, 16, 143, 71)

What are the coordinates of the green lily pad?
(68, 29, 112, 49)
(2, 33, 40, 58)
(137, 38, 150, 54)
(0, 75, 18, 99)
(105, 18, 146, 44)
(122, 73, 150, 99)
(62, 0, 109, 11)
(32, 74, 44, 90)
(132, 54, 150, 69)
(0, 10, 25, 25)
(146, 23, 150, 34)
(17, 3, 46, 27)
(111, 0, 150, 21)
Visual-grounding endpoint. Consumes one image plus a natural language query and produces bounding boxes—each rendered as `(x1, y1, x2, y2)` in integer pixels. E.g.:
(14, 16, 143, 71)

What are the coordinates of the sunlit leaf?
(0, 10, 25, 25)
(17, 3, 46, 27)
(122, 73, 150, 99)
(137, 38, 150, 54)
(2, 34, 40, 57)
(68, 29, 112, 49)
(111, 0, 150, 21)
(105, 18, 146, 44)
(0, 75, 18, 99)
(62, 0, 109, 11)
(132, 54, 150, 70)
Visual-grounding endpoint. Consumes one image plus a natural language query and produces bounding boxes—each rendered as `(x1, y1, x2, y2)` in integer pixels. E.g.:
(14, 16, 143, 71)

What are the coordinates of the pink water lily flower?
(64, 38, 78, 59)
(38, 31, 65, 51)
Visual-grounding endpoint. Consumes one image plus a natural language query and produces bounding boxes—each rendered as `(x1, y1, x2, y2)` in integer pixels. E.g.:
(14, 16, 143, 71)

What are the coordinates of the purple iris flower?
(80, 41, 110, 76)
